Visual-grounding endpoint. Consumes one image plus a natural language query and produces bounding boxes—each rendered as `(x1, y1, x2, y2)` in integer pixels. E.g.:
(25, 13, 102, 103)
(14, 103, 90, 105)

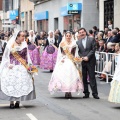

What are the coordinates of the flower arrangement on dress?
(27, 64, 38, 73)
(61, 43, 82, 63)
(73, 57, 83, 63)
(60, 42, 83, 78)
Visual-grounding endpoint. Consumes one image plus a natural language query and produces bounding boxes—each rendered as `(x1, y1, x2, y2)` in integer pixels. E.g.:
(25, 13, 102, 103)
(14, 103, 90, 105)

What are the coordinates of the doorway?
(54, 18, 58, 30)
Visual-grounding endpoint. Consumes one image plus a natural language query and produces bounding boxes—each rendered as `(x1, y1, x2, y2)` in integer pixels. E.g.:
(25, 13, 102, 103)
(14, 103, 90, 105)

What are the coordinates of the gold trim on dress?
(61, 43, 82, 79)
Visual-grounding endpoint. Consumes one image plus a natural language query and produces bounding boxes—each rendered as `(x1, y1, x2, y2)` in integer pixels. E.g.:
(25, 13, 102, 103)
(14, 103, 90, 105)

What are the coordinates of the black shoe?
(68, 92, 72, 99)
(93, 95, 100, 99)
(65, 92, 69, 98)
(10, 104, 15, 109)
(108, 78, 112, 82)
(50, 70, 53, 72)
(83, 95, 89, 98)
(15, 102, 20, 108)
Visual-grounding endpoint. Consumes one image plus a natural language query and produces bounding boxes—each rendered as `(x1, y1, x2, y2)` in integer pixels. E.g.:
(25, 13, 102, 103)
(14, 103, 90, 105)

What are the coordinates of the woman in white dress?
(108, 53, 120, 103)
(0, 29, 37, 109)
(48, 31, 83, 98)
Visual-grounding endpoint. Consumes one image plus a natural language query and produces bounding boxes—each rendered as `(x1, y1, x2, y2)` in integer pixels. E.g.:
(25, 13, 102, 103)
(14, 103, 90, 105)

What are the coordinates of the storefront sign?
(60, 6, 72, 16)
(9, 9, 18, 20)
(67, 3, 82, 14)
(34, 11, 48, 20)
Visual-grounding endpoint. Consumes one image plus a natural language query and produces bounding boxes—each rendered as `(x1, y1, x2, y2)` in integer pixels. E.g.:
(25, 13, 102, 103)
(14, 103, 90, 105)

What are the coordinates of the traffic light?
(16, 16, 19, 24)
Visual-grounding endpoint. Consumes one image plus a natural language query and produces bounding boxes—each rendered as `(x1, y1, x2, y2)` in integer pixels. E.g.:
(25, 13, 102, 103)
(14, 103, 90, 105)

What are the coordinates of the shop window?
(73, 14, 81, 30)
(54, 18, 58, 30)
(64, 14, 80, 31)
(64, 16, 70, 30)
(38, 19, 48, 32)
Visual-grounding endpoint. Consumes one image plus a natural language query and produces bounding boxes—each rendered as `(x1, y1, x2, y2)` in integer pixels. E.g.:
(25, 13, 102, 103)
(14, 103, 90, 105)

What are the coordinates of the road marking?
(0, 104, 9, 107)
(26, 113, 38, 120)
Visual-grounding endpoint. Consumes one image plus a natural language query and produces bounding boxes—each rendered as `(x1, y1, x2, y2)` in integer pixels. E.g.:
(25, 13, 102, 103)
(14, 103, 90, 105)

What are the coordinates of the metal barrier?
(95, 51, 118, 83)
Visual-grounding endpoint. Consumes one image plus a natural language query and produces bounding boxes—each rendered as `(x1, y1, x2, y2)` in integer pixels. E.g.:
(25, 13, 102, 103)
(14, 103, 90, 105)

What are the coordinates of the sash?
(61, 45, 82, 78)
(11, 51, 38, 73)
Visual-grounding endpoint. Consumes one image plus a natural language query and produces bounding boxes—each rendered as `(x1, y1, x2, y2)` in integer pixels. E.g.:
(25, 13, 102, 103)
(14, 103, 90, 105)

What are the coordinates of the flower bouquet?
(27, 64, 38, 73)
(73, 57, 82, 64)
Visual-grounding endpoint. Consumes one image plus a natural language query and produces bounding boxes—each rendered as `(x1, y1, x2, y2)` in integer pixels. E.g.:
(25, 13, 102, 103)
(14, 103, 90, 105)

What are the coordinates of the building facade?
(30, 0, 99, 33)
(99, 0, 120, 30)
(0, 0, 19, 30)
(20, 0, 34, 31)
(0, 0, 3, 30)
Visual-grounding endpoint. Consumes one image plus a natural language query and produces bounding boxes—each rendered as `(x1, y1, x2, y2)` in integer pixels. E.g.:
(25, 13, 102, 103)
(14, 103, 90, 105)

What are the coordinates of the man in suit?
(76, 28, 99, 99)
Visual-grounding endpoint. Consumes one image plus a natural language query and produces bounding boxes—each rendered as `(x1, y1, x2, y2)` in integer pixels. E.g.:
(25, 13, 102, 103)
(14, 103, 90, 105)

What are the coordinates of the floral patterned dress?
(48, 42, 83, 94)
(0, 46, 36, 101)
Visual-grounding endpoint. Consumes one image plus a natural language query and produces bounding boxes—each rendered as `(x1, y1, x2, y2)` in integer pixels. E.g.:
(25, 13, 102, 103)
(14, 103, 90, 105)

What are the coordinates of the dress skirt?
(108, 80, 120, 103)
(28, 44, 40, 66)
(48, 57, 83, 94)
(40, 46, 57, 70)
(0, 65, 36, 101)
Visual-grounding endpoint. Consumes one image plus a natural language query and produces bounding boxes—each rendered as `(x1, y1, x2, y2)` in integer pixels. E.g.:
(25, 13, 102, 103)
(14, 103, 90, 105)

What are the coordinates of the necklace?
(15, 40, 21, 45)
(66, 41, 71, 45)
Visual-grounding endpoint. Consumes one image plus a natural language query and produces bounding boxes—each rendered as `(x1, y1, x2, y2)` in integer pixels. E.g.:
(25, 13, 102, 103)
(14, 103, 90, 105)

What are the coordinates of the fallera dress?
(108, 54, 120, 103)
(0, 41, 36, 101)
(48, 41, 83, 94)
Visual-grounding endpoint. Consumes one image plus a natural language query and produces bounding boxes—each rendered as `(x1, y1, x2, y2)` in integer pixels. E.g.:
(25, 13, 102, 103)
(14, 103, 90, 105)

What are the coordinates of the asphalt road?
(0, 68, 120, 120)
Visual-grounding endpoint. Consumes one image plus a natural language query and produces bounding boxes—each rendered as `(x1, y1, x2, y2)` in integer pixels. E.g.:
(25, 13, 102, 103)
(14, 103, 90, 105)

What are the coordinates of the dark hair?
(108, 29, 111, 32)
(65, 31, 72, 36)
(114, 27, 119, 32)
(99, 40, 104, 43)
(104, 26, 108, 29)
(104, 31, 108, 35)
(78, 28, 88, 35)
(72, 31, 75, 35)
(17, 31, 22, 37)
(112, 29, 117, 36)
(16, 31, 23, 40)
(93, 26, 97, 31)
(89, 30, 93, 34)
(63, 29, 67, 33)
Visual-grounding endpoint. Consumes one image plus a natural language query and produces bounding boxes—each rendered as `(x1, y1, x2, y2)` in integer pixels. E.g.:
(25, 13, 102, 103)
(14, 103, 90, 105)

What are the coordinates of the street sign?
(9, 9, 18, 20)
(68, 10, 79, 14)
(67, 3, 82, 14)
(67, 3, 78, 10)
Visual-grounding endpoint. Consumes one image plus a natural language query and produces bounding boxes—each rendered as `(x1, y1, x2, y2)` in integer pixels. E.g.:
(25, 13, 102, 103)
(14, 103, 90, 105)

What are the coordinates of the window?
(104, 0, 114, 28)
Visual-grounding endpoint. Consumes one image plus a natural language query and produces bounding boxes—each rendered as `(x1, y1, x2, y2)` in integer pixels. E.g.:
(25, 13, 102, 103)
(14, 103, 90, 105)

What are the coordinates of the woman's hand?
(61, 59, 64, 63)
(52, 44, 58, 50)
(8, 64, 14, 69)
(37, 46, 40, 49)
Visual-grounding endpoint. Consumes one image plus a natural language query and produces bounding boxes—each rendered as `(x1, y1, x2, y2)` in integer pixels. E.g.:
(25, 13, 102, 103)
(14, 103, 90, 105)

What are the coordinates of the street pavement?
(0, 68, 120, 120)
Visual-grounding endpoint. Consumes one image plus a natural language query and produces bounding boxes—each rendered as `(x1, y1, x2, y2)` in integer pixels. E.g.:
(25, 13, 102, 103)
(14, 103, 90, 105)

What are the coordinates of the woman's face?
(115, 45, 120, 52)
(17, 32, 25, 42)
(49, 32, 53, 38)
(65, 33, 72, 41)
(30, 31, 34, 36)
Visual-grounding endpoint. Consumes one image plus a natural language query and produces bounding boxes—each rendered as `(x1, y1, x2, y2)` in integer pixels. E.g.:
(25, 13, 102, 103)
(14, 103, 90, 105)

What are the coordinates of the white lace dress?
(0, 45, 36, 101)
(48, 41, 83, 94)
